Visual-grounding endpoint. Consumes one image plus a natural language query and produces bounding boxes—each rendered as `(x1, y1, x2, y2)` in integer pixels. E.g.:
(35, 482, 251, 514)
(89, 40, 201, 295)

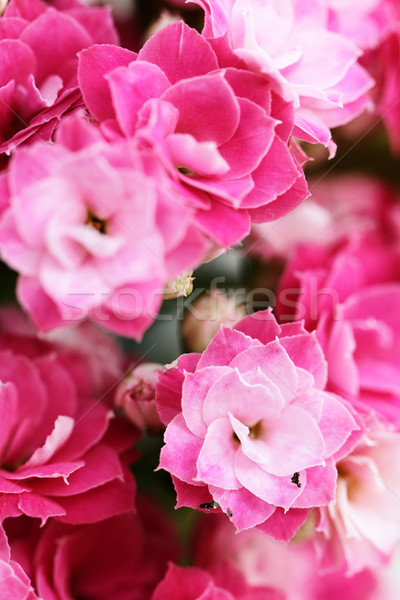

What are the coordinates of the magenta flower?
(151, 563, 283, 600)
(4, 497, 180, 600)
(157, 309, 357, 539)
(78, 21, 308, 248)
(192, 0, 374, 153)
(0, 524, 38, 600)
(0, 113, 206, 338)
(0, 305, 124, 398)
(0, 321, 137, 525)
(0, 0, 118, 155)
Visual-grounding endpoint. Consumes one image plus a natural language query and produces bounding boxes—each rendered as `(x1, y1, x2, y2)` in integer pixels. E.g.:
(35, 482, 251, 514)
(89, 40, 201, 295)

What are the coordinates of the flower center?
(249, 420, 263, 439)
(232, 420, 263, 444)
(85, 210, 107, 234)
(177, 166, 193, 176)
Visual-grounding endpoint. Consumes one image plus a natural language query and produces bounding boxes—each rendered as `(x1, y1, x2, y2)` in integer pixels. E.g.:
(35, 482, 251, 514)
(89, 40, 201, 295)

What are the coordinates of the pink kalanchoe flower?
(0, 112, 206, 338)
(191, 0, 374, 154)
(0, 0, 118, 156)
(0, 320, 137, 525)
(4, 497, 180, 600)
(316, 428, 400, 575)
(78, 21, 309, 247)
(151, 563, 283, 600)
(194, 513, 399, 600)
(156, 309, 358, 539)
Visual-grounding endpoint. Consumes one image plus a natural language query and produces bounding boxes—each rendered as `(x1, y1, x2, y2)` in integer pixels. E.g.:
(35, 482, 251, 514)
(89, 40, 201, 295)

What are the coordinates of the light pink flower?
(316, 429, 400, 574)
(157, 309, 358, 538)
(194, 513, 399, 600)
(151, 563, 283, 600)
(78, 21, 309, 248)
(4, 497, 179, 600)
(0, 322, 137, 525)
(0, 112, 206, 338)
(192, 0, 374, 153)
(247, 173, 392, 260)
(328, 0, 400, 151)
(0, 0, 118, 156)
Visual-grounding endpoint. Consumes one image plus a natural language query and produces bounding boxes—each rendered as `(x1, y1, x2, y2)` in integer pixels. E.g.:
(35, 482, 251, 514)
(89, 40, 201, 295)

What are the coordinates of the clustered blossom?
(0, 0, 399, 597)
(0, 311, 136, 525)
(0, 112, 208, 338)
(2, 497, 179, 600)
(157, 309, 358, 538)
(0, 0, 117, 156)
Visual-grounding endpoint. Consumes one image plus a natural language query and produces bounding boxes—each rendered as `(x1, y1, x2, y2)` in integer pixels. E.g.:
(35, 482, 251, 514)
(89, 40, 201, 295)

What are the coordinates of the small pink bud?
(114, 363, 163, 433)
(182, 290, 246, 353)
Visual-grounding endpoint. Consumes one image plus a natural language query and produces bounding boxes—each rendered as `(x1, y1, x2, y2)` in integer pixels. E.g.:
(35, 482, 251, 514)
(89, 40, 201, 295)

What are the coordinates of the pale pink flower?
(157, 309, 358, 538)
(195, 513, 399, 600)
(247, 174, 391, 260)
(316, 429, 400, 574)
(0, 112, 206, 338)
(78, 21, 309, 248)
(0, 0, 118, 155)
(192, 0, 374, 154)
(0, 322, 137, 525)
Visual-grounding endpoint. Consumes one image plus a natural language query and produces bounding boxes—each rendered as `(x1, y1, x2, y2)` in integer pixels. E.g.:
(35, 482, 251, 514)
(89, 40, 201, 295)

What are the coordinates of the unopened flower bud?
(114, 363, 163, 433)
(182, 290, 246, 353)
(163, 271, 194, 300)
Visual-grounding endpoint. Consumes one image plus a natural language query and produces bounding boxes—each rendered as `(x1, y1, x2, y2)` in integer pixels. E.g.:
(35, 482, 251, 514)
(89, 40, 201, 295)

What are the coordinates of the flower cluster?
(0, 0, 399, 598)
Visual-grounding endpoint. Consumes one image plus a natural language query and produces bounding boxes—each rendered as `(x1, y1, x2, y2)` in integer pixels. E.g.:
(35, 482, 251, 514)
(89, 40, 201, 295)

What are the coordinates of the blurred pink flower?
(0, 319, 137, 525)
(182, 290, 246, 353)
(192, 0, 374, 154)
(275, 178, 400, 425)
(194, 513, 399, 600)
(157, 309, 357, 539)
(0, 305, 124, 398)
(151, 562, 283, 600)
(0, 0, 118, 155)
(247, 173, 392, 260)
(0, 113, 206, 338)
(4, 496, 179, 600)
(316, 428, 400, 574)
